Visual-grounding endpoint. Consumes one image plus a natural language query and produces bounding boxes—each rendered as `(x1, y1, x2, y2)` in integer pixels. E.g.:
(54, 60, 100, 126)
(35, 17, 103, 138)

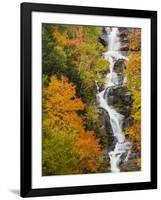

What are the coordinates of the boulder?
(94, 108, 113, 148)
(118, 28, 129, 37)
(120, 46, 129, 51)
(113, 59, 125, 73)
(104, 86, 133, 131)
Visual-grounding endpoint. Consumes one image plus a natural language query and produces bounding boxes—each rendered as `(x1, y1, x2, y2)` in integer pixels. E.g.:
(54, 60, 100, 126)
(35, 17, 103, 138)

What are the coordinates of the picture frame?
(21, 2, 157, 197)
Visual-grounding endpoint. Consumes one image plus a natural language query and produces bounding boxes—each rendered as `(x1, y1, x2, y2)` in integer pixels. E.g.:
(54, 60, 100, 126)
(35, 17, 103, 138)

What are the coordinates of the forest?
(42, 23, 141, 175)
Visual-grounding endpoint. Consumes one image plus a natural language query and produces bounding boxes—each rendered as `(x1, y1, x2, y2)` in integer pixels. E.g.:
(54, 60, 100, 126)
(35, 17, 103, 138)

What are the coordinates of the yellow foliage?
(125, 121, 141, 152)
(125, 30, 141, 154)
(137, 159, 141, 168)
(52, 28, 70, 47)
(128, 29, 141, 51)
(125, 52, 141, 90)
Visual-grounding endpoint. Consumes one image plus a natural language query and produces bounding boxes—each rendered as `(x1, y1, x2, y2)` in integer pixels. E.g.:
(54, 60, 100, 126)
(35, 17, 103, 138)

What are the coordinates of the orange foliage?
(75, 131, 102, 172)
(43, 75, 103, 173)
(43, 75, 84, 131)
(53, 26, 84, 48)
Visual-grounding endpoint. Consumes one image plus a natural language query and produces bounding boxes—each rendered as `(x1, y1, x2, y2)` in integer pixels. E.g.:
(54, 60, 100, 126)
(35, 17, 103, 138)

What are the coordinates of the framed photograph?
(21, 2, 157, 197)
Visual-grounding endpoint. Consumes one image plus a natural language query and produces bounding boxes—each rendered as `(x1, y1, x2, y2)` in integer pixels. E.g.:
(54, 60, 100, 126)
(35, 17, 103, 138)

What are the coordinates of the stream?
(96, 27, 132, 172)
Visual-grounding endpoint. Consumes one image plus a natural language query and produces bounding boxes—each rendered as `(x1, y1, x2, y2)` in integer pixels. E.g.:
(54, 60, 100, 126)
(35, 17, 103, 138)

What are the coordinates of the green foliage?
(43, 128, 79, 175)
(42, 24, 108, 103)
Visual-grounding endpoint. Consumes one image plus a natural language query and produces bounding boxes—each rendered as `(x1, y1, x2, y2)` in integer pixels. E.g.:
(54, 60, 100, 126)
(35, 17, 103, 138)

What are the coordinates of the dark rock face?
(113, 59, 125, 73)
(104, 86, 133, 129)
(99, 27, 108, 46)
(99, 36, 107, 47)
(120, 151, 141, 172)
(113, 59, 126, 85)
(98, 109, 118, 152)
(118, 27, 130, 54)
(120, 46, 129, 51)
(98, 108, 113, 135)
(96, 108, 113, 148)
(118, 28, 129, 42)
(105, 86, 133, 106)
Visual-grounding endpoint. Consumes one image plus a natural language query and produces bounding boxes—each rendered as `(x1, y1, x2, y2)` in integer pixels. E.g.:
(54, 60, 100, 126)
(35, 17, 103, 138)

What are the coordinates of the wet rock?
(99, 36, 107, 47)
(119, 145, 141, 172)
(113, 59, 126, 85)
(117, 73, 124, 85)
(120, 38, 129, 43)
(107, 95, 114, 105)
(105, 86, 133, 107)
(118, 28, 129, 37)
(104, 86, 133, 130)
(103, 110, 113, 135)
(108, 135, 118, 152)
(96, 108, 113, 147)
(120, 158, 141, 172)
(123, 92, 133, 105)
(118, 28, 130, 53)
(123, 117, 133, 129)
(120, 46, 129, 51)
(99, 27, 108, 46)
(113, 59, 125, 73)
(115, 106, 131, 117)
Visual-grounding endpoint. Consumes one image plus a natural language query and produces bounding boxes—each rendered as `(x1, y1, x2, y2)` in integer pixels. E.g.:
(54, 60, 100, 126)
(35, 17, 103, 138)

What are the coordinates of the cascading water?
(96, 27, 132, 172)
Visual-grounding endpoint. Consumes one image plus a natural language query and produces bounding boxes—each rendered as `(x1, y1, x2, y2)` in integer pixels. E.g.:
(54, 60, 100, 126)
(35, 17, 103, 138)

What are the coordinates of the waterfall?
(96, 27, 132, 172)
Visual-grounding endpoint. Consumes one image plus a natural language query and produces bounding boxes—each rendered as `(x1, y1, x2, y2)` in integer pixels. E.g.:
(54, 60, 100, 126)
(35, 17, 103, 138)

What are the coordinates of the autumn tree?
(75, 130, 103, 173)
(125, 29, 141, 165)
(43, 75, 84, 132)
(43, 75, 104, 175)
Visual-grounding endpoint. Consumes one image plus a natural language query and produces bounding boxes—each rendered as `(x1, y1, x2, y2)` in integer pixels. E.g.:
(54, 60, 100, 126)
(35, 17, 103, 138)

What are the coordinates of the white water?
(96, 27, 132, 172)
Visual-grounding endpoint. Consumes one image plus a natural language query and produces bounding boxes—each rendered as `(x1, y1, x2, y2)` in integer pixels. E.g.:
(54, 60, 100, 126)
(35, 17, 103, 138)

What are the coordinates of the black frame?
(21, 2, 157, 197)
